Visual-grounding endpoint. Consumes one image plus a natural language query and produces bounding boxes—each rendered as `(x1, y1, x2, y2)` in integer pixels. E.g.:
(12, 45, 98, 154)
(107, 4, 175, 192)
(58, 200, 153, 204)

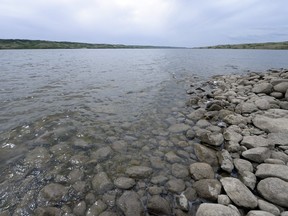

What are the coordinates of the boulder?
(198, 131, 224, 147)
(114, 177, 135, 189)
(125, 166, 153, 179)
(187, 108, 206, 121)
(241, 136, 270, 149)
(166, 179, 186, 194)
(242, 147, 271, 163)
(217, 195, 231, 206)
(268, 133, 288, 146)
(224, 114, 247, 125)
(193, 179, 222, 201)
(168, 123, 190, 133)
(172, 163, 189, 178)
(273, 82, 288, 93)
(252, 83, 273, 94)
(255, 163, 288, 181)
(233, 158, 253, 173)
(196, 203, 240, 216)
(258, 199, 281, 216)
(147, 195, 171, 215)
(193, 144, 219, 167)
(255, 99, 270, 110)
(189, 162, 214, 180)
(91, 146, 113, 162)
(239, 171, 257, 190)
(117, 191, 145, 216)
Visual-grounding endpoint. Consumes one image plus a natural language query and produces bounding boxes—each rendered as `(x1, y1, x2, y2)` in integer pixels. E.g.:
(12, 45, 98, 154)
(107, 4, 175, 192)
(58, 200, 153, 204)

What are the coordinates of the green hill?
(199, 41, 288, 50)
(0, 39, 180, 49)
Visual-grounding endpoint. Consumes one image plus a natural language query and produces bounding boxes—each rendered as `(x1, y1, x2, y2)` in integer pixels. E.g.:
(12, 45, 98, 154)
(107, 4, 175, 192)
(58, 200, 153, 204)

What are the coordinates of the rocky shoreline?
(1, 68, 288, 216)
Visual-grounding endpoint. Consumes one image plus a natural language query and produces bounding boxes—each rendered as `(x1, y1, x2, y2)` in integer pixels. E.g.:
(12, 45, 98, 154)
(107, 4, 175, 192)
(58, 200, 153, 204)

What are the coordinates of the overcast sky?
(0, 0, 287, 47)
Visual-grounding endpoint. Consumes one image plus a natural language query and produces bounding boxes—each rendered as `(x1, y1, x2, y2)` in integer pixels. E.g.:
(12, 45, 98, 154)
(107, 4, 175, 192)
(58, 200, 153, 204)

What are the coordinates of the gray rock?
(253, 114, 288, 133)
(193, 179, 222, 201)
(271, 151, 288, 163)
(255, 99, 270, 110)
(68, 168, 84, 184)
(198, 131, 224, 146)
(271, 92, 283, 99)
(38, 183, 67, 203)
(92, 172, 113, 194)
(172, 163, 189, 178)
(264, 158, 285, 165)
(252, 83, 273, 94)
(218, 149, 234, 173)
(165, 151, 182, 163)
(86, 200, 107, 216)
(114, 177, 135, 189)
(196, 203, 240, 216)
(25, 147, 50, 168)
(241, 135, 270, 149)
(239, 171, 256, 190)
(273, 82, 288, 93)
(258, 199, 280, 216)
(73, 201, 86, 216)
(233, 158, 253, 173)
(176, 192, 189, 211)
(34, 207, 63, 216)
(111, 140, 128, 152)
(193, 144, 219, 167)
(239, 102, 258, 114)
(281, 212, 288, 216)
(223, 129, 243, 143)
(217, 195, 231, 206)
(91, 146, 113, 162)
(187, 108, 206, 121)
(166, 179, 186, 194)
(220, 177, 258, 208)
(147, 195, 171, 215)
(224, 114, 247, 125)
(189, 162, 214, 180)
(168, 123, 190, 133)
(117, 191, 145, 216)
(242, 147, 271, 163)
(183, 187, 197, 201)
(268, 133, 288, 146)
(125, 166, 153, 179)
(271, 79, 288, 86)
(255, 163, 288, 181)
(280, 101, 288, 109)
(257, 177, 288, 208)
(148, 186, 162, 195)
(99, 211, 118, 216)
(247, 210, 274, 216)
(151, 175, 169, 185)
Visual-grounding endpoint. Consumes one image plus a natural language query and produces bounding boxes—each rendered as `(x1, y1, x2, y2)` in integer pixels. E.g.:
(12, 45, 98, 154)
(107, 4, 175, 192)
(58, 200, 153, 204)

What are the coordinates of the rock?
(147, 195, 171, 215)
(223, 129, 243, 143)
(255, 163, 288, 181)
(233, 158, 253, 173)
(99, 211, 118, 216)
(280, 101, 288, 110)
(92, 172, 113, 194)
(111, 140, 128, 152)
(193, 144, 219, 167)
(271, 78, 288, 86)
(239, 171, 256, 190)
(34, 207, 63, 216)
(241, 135, 270, 149)
(271, 151, 288, 163)
(183, 187, 197, 201)
(176, 192, 189, 211)
(264, 158, 285, 165)
(168, 123, 190, 133)
(68, 168, 84, 184)
(172, 163, 189, 178)
(151, 175, 169, 185)
(242, 147, 271, 163)
(273, 82, 288, 93)
(281, 212, 288, 216)
(187, 108, 206, 121)
(218, 149, 234, 173)
(268, 133, 288, 146)
(193, 179, 222, 201)
(246, 210, 274, 216)
(196, 203, 240, 216)
(257, 177, 288, 208)
(239, 102, 258, 114)
(218, 194, 231, 206)
(224, 114, 247, 125)
(255, 99, 270, 110)
(91, 146, 113, 162)
(258, 199, 280, 216)
(73, 139, 91, 149)
(252, 83, 273, 94)
(189, 162, 214, 180)
(165, 151, 182, 163)
(148, 186, 162, 195)
(220, 177, 258, 208)
(38, 183, 68, 204)
(125, 166, 153, 179)
(253, 113, 288, 133)
(73, 201, 86, 216)
(114, 177, 135, 189)
(270, 92, 283, 99)
(198, 131, 224, 146)
(25, 147, 50, 168)
(166, 179, 186, 194)
(117, 191, 145, 216)
(86, 200, 107, 216)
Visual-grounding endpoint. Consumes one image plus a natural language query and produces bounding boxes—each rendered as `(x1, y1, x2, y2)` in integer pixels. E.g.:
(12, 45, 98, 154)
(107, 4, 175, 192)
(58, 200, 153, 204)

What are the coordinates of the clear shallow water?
(0, 49, 287, 214)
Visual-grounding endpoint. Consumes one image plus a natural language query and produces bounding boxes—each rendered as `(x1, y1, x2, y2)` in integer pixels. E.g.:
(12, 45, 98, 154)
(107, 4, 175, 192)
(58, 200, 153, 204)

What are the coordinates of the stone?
(147, 195, 171, 215)
(258, 199, 280, 216)
(218, 149, 234, 173)
(193, 144, 219, 167)
(166, 179, 186, 194)
(165, 151, 182, 163)
(196, 203, 240, 216)
(125, 166, 153, 179)
(220, 177, 258, 208)
(268, 133, 288, 146)
(273, 82, 288, 93)
(68, 169, 84, 184)
(151, 175, 169, 185)
(281, 212, 288, 216)
(253, 114, 288, 133)
(99, 212, 118, 216)
(257, 177, 288, 208)
(264, 158, 285, 165)
(224, 114, 247, 125)
(241, 135, 270, 149)
(218, 194, 231, 206)
(239, 171, 256, 190)
(176, 192, 189, 211)
(198, 131, 224, 146)
(239, 102, 258, 114)
(117, 191, 145, 216)
(223, 129, 242, 143)
(193, 179, 222, 201)
(252, 83, 273, 94)
(233, 158, 253, 173)
(25, 147, 50, 168)
(270, 92, 283, 98)
(189, 162, 214, 180)
(255, 99, 270, 110)
(114, 177, 135, 189)
(246, 210, 274, 216)
(86, 200, 107, 216)
(34, 207, 63, 216)
(148, 186, 162, 195)
(187, 108, 206, 121)
(111, 140, 128, 152)
(38, 183, 67, 203)
(271, 151, 288, 163)
(92, 172, 113, 194)
(255, 163, 288, 181)
(172, 163, 189, 178)
(242, 147, 271, 163)
(183, 187, 197, 201)
(73, 201, 86, 216)
(168, 123, 190, 133)
(91, 146, 113, 162)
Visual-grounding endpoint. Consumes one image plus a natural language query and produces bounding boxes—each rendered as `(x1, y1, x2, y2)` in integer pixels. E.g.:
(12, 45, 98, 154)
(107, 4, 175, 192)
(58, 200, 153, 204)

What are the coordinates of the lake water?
(0, 49, 287, 214)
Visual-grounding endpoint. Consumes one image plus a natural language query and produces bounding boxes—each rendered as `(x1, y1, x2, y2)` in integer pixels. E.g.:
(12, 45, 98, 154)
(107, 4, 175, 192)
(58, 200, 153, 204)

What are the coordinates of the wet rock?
(34, 207, 63, 216)
(183, 187, 197, 201)
(91, 146, 113, 162)
(147, 195, 171, 215)
(92, 172, 113, 194)
(233, 158, 254, 173)
(38, 183, 68, 204)
(218, 149, 234, 173)
(176, 192, 189, 211)
(68, 168, 84, 184)
(187, 108, 206, 121)
(257, 177, 288, 208)
(117, 191, 145, 216)
(193, 179, 222, 201)
(166, 178, 186, 194)
(258, 199, 280, 216)
(25, 147, 50, 168)
(114, 177, 135, 189)
(69, 154, 89, 165)
(255, 163, 288, 181)
(189, 162, 214, 180)
(125, 166, 153, 179)
(111, 140, 128, 152)
(241, 135, 270, 149)
(193, 144, 219, 167)
(172, 163, 189, 178)
(165, 151, 182, 163)
(86, 200, 107, 216)
(220, 177, 258, 208)
(73, 139, 91, 149)
(239, 171, 256, 190)
(281, 212, 288, 216)
(73, 181, 87, 196)
(99, 211, 118, 216)
(73, 201, 86, 216)
(252, 83, 273, 94)
(217, 194, 231, 206)
(196, 203, 240, 216)
(242, 147, 271, 163)
(198, 131, 224, 147)
(148, 186, 162, 195)
(168, 123, 190, 133)
(85, 193, 96, 206)
(151, 175, 169, 185)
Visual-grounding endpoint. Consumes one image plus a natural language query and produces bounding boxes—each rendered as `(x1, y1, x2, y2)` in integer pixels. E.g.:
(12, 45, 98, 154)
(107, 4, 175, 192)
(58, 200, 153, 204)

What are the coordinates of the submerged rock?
(125, 166, 153, 179)
(117, 191, 145, 216)
(147, 195, 172, 215)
